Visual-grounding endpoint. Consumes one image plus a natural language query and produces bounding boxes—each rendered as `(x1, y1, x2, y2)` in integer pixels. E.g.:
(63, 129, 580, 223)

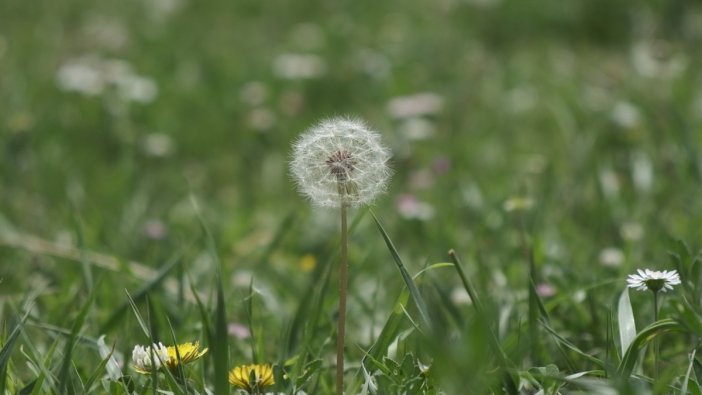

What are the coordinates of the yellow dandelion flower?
(228, 364, 275, 392)
(299, 254, 317, 272)
(165, 342, 208, 370)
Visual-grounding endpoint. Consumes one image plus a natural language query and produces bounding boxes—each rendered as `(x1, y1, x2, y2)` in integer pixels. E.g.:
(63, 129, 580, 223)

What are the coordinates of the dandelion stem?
(653, 290, 659, 380)
(336, 201, 348, 395)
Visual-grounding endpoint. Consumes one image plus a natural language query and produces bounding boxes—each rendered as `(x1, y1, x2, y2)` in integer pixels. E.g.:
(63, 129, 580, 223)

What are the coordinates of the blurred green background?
(1, 0, 702, 392)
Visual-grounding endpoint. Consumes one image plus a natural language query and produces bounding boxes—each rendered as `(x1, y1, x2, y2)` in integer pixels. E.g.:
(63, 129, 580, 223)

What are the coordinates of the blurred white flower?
(620, 222, 644, 242)
(273, 53, 327, 79)
(57, 60, 105, 96)
(131, 343, 169, 373)
(598, 167, 620, 200)
(536, 283, 556, 298)
(572, 289, 586, 303)
(56, 56, 158, 103)
(631, 151, 653, 192)
(599, 247, 624, 267)
(631, 40, 687, 79)
(611, 101, 641, 129)
(627, 269, 680, 292)
(290, 117, 392, 208)
(398, 117, 435, 140)
(116, 74, 158, 103)
(387, 93, 444, 119)
(450, 287, 472, 305)
(461, 182, 484, 209)
(141, 133, 174, 157)
(143, 219, 168, 239)
(233, 270, 254, 287)
(396, 194, 435, 220)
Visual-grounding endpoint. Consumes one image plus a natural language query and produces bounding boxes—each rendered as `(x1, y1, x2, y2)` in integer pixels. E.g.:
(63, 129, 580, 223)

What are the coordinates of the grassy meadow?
(2, 0, 702, 393)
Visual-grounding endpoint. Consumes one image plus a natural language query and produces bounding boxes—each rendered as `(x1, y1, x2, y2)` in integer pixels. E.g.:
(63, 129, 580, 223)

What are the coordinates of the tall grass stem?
(336, 202, 348, 395)
(653, 290, 659, 380)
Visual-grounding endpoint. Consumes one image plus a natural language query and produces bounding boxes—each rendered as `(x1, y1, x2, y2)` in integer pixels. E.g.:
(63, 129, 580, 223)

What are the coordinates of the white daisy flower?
(290, 117, 392, 208)
(626, 269, 681, 293)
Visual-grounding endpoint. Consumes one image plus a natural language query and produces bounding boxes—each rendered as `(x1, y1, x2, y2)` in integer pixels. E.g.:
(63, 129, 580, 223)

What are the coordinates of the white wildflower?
(115, 74, 158, 103)
(396, 194, 435, 221)
(141, 133, 174, 157)
(611, 101, 641, 129)
(599, 247, 624, 267)
(290, 117, 392, 208)
(386, 92, 443, 119)
(272, 53, 327, 79)
(56, 56, 157, 103)
(627, 269, 681, 293)
(131, 342, 169, 373)
(56, 61, 105, 96)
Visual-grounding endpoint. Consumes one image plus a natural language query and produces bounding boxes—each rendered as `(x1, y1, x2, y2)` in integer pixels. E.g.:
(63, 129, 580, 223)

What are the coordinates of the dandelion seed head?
(290, 117, 392, 208)
(626, 269, 681, 293)
(325, 149, 357, 182)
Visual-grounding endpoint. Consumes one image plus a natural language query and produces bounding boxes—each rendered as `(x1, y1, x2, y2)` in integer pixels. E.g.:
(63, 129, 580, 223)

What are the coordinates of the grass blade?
(284, 250, 332, 357)
(192, 195, 229, 395)
(616, 318, 685, 378)
(0, 307, 32, 392)
(82, 344, 115, 392)
(212, 273, 229, 395)
(58, 284, 98, 394)
(100, 247, 188, 333)
(448, 250, 517, 394)
(617, 288, 636, 356)
(367, 289, 410, 362)
(165, 316, 188, 393)
(125, 290, 151, 338)
(540, 319, 605, 368)
(370, 210, 431, 329)
(682, 348, 698, 395)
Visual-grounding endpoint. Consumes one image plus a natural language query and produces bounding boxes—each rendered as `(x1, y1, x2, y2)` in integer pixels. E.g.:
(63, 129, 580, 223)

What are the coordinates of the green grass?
(2, 0, 702, 393)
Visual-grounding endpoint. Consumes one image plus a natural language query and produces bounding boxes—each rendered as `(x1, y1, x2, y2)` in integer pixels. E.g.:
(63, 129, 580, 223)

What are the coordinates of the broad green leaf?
(617, 288, 636, 356)
(617, 319, 685, 378)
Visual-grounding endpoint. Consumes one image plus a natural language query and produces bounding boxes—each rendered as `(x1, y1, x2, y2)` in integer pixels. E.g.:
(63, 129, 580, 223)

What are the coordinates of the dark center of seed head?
(325, 150, 357, 182)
